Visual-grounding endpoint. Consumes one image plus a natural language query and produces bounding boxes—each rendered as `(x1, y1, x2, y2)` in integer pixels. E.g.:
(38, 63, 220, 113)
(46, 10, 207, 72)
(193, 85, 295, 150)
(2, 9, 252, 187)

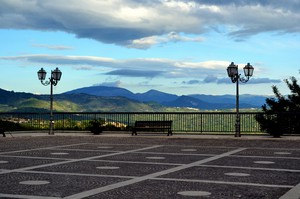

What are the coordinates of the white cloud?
(0, 54, 228, 78)
(32, 43, 73, 50)
(94, 80, 123, 87)
(127, 32, 204, 49)
(0, 53, 281, 85)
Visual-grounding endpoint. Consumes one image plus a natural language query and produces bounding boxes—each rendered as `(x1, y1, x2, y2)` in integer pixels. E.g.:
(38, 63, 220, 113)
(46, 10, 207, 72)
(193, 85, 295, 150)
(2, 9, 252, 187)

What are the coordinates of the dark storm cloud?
(1, 0, 300, 48)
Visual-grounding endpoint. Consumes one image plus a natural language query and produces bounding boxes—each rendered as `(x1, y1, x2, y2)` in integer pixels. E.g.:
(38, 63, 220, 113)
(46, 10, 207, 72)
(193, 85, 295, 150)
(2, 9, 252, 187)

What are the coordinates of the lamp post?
(37, 67, 62, 135)
(227, 62, 254, 137)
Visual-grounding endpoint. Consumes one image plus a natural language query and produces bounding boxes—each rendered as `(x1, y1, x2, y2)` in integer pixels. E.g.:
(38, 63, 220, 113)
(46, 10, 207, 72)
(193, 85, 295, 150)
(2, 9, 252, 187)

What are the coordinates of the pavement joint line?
(0, 154, 75, 161)
(0, 145, 163, 175)
(92, 143, 299, 151)
(20, 170, 135, 179)
(18, 144, 300, 160)
(88, 159, 184, 166)
(153, 177, 294, 188)
(50, 148, 121, 152)
(86, 143, 154, 146)
(49, 148, 215, 157)
(62, 147, 247, 199)
(0, 143, 89, 155)
(93, 142, 300, 151)
(231, 154, 300, 160)
(3, 149, 299, 161)
(130, 151, 213, 157)
(35, 147, 300, 160)
(0, 154, 184, 166)
(240, 147, 300, 151)
(68, 142, 300, 151)
(200, 164, 300, 173)
(0, 193, 61, 199)
(280, 182, 300, 199)
(17, 169, 295, 189)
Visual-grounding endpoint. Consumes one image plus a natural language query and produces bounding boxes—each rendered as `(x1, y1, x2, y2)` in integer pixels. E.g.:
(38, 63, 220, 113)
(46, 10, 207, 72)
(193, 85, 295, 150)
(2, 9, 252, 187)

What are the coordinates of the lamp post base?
(48, 120, 55, 135)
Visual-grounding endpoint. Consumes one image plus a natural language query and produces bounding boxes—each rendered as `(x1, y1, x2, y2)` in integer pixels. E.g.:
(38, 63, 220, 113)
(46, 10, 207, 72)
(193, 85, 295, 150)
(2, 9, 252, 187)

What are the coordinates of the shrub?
(88, 119, 105, 135)
(256, 77, 300, 137)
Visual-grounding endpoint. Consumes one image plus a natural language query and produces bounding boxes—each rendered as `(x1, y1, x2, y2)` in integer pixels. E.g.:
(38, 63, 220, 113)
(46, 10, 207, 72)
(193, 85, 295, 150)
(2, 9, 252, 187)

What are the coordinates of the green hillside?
(0, 89, 171, 112)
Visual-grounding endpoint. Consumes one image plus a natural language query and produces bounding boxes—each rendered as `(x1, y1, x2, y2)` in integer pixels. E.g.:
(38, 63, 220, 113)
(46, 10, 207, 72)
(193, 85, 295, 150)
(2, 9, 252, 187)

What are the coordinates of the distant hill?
(65, 86, 178, 103)
(188, 94, 267, 108)
(64, 86, 135, 99)
(163, 95, 217, 109)
(0, 88, 167, 112)
(0, 86, 268, 112)
(65, 86, 267, 109)
(134, 89, 178, 103)
(162, 95, 255, 109)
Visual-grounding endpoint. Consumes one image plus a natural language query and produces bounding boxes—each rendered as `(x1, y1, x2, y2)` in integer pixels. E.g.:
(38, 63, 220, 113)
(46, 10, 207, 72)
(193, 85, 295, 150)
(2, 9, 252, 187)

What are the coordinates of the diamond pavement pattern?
(0, 135, 300, 199)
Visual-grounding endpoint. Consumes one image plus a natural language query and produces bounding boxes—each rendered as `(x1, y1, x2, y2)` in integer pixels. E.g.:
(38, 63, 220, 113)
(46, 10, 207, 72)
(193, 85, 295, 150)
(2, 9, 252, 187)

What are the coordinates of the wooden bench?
(132, 121, 172, 136)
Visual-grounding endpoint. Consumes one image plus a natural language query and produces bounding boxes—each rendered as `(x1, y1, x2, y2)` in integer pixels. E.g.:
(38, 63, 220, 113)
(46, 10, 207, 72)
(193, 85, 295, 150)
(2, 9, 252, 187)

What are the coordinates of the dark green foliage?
(102, 124, 127, 131)
(88, 119, 105, 134)
(0, 120, 26, 131)
(256, 77, 300, 137)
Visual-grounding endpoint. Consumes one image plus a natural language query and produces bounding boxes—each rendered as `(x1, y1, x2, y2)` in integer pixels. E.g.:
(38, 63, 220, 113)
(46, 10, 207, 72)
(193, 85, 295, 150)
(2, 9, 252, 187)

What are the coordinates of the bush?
(0, 120, 25, 131)
(256, 77, 300, 137)
(88, 119, 105, 135)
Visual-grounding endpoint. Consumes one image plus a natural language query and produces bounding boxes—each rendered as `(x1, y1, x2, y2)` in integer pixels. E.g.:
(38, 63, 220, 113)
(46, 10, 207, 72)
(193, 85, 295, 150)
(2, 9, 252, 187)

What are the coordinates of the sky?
(0, 0, 300, 96)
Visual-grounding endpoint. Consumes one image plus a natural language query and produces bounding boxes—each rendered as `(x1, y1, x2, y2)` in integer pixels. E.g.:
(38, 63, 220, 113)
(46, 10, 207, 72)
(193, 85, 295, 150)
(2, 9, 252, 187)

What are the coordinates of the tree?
(255, 76, 300, 137)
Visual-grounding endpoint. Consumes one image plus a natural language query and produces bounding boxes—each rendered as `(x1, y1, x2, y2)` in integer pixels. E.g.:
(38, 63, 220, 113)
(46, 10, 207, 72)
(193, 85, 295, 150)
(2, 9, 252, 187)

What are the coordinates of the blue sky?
(0, 0, 299, 96)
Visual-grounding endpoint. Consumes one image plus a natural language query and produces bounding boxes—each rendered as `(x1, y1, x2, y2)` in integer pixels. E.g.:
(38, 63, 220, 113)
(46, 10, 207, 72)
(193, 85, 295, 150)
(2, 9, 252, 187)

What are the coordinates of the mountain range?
(0, 88, 165, 112)
(64, 86, 267, 110)
(0, 86, 267, 112)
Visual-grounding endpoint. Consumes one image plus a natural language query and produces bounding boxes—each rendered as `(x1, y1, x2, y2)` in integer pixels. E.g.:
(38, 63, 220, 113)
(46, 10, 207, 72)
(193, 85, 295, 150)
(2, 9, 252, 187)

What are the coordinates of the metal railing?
(0, 112, 265, 135)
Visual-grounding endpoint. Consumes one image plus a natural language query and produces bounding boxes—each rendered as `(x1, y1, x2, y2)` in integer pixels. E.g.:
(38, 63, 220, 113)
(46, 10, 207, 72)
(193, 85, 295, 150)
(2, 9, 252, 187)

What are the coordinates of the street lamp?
(227, 62, 254, 137)
(37, 67, 62, 135)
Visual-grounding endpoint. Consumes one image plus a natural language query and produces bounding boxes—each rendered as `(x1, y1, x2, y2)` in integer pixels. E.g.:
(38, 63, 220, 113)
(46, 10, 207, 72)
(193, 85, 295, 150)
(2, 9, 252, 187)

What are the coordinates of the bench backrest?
(135, 121, 172, 128)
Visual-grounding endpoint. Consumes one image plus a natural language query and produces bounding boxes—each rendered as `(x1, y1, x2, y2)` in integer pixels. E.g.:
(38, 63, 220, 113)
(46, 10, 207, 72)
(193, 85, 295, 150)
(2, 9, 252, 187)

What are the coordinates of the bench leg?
(2, 132, 5, 137)
(132, 130, 137, 136)
(168, 131, 172, 136)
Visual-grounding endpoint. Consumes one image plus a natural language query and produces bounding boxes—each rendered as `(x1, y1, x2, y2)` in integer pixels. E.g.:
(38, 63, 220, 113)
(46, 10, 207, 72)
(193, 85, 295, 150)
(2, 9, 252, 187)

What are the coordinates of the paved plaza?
(0, 133, 300, 199)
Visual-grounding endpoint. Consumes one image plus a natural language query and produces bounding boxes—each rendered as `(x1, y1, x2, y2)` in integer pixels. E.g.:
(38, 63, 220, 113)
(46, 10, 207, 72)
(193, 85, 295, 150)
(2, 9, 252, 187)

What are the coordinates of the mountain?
(0, 88, 35, 104)
(65, 86, 178, 103)
(188, 94, 266, 108)
(65, 86, 267, 109)
(135, 89, 178, 103)
(54, 93, 165, 112)
(0, 88, 166, 112)
(163, 95, 216, 109)
(64, 86, 135, 99)
(163, 95, 259, 109)
(0, 86, 268, 112)
(163, 95, 234, 109)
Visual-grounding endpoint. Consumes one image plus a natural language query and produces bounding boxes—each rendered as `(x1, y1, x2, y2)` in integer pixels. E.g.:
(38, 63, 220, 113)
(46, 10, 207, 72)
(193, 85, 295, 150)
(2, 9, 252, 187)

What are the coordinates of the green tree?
(256, 76, 300, 137)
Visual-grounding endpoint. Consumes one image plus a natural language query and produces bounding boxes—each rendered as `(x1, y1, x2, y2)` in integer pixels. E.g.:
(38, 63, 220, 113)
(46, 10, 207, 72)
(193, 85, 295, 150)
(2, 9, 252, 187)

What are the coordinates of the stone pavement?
(0, 132, 300, 199)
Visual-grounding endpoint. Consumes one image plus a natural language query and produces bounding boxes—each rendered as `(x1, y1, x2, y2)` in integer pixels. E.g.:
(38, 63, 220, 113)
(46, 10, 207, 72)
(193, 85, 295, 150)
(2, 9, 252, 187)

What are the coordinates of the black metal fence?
(0, 112, 265, 135)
